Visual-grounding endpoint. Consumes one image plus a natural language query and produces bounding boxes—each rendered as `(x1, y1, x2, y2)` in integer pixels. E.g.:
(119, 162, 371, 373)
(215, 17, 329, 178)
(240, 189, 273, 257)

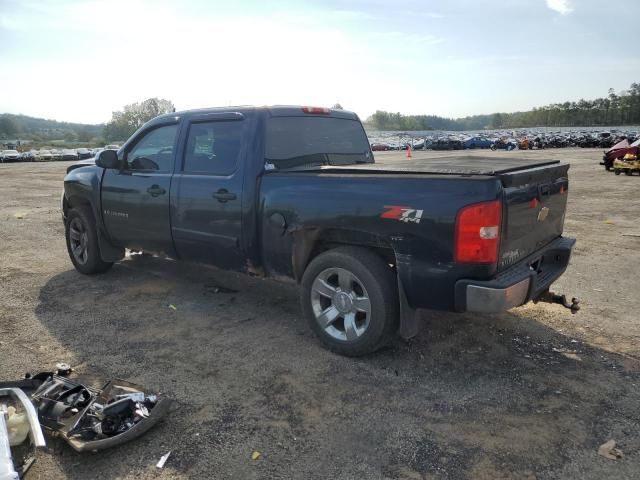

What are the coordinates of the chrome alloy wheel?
(68, 217, 89, 265)
(310, 267, 372, 341)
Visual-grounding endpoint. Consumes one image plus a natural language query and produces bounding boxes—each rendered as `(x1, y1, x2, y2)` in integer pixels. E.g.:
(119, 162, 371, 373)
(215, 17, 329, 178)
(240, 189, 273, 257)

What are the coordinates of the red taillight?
(454, 200, 502, 264)
(302, 106, 330, 114)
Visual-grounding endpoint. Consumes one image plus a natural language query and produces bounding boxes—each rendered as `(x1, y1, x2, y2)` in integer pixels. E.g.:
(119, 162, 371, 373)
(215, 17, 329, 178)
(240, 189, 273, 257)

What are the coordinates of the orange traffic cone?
(407, 144, 412, 158)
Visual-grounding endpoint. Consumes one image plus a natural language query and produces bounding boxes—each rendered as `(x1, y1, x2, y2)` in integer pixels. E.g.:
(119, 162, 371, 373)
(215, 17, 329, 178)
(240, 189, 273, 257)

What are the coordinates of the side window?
(126, 124, 178, 172)
(183, 121, 242, 175)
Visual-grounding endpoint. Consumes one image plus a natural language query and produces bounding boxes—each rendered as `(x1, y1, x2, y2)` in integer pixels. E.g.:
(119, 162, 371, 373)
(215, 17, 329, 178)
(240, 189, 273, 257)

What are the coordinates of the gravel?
(0, 149, 638, 479)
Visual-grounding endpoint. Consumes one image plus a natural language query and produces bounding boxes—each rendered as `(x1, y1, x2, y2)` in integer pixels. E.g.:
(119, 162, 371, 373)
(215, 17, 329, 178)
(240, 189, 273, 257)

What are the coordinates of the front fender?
(63, 166, 124, 263)
(63, 165, 105, 230)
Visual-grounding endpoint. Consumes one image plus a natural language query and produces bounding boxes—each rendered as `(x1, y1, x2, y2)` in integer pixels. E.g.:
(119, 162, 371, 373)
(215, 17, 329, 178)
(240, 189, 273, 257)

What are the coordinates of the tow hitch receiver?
(535, 290, 580, 314)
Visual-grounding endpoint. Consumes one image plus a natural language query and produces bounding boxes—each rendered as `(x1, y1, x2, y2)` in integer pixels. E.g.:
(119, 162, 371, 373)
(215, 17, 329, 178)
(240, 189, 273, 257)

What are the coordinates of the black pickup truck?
(62, 106, 576, 356)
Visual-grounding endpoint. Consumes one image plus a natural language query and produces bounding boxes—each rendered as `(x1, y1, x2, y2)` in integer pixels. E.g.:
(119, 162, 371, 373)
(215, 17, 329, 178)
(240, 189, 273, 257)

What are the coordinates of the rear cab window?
(266, 116, 372, 169)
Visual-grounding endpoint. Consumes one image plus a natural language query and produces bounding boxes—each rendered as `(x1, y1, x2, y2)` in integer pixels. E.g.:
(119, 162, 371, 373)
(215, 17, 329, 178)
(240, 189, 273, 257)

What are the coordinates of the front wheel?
(65, 205, 113, 274)
(614, 169, 621, 175)
(301, 247, 399, 356)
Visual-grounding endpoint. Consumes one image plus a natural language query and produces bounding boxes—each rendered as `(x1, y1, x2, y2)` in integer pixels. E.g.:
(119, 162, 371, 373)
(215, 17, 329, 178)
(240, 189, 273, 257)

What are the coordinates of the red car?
(601, 139, 634, 171)
(370, 142, 393, 151)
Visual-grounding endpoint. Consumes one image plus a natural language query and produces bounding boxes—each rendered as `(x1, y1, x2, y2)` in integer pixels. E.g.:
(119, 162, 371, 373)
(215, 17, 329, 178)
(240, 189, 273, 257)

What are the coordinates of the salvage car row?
(370, 129, 639, 152)
(0, 145, 119, 162)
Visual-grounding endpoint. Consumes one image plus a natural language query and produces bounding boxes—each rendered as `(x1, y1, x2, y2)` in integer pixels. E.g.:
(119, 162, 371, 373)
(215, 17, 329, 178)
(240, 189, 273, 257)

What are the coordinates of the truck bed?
(347, 154, 560, 176)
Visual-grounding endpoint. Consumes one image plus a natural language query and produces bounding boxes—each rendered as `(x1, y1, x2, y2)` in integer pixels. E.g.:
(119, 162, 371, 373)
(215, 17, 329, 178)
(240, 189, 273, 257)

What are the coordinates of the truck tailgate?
(498, 163, 570, 270)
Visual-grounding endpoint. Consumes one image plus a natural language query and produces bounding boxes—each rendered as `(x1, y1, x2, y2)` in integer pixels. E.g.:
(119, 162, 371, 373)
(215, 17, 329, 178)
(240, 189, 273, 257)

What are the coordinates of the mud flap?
(397, 278, 419, 340)
(98, 228, 125, 263)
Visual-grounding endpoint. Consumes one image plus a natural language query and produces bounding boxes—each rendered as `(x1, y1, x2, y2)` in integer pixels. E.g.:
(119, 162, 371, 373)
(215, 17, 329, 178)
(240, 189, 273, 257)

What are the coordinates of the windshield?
(266, 116, 372, 169)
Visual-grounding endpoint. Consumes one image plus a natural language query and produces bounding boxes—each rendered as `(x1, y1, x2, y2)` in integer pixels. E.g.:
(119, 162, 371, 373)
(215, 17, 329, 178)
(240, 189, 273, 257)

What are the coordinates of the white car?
(61, 149, 78, 161)
(1, 150, 21, 162)
(37, 150, 54, 161)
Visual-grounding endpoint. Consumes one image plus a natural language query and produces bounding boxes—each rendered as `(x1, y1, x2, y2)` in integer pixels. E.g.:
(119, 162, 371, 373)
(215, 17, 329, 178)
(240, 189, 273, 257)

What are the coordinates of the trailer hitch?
(535, 290, 580, 314)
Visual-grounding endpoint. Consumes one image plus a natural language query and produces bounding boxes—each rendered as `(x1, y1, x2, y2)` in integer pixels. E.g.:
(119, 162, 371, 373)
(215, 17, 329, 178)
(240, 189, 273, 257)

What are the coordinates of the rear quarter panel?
(260, 172, 503, 310)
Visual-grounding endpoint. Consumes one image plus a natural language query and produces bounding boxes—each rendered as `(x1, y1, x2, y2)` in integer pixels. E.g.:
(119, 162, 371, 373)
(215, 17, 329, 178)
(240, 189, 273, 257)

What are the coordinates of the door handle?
(212, 189, 237, 203)
(147, 185, 166, 197)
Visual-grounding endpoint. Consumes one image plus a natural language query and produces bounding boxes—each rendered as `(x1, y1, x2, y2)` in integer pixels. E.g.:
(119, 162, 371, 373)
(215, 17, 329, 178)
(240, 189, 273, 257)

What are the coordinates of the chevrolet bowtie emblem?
(537, 206, 550, 222)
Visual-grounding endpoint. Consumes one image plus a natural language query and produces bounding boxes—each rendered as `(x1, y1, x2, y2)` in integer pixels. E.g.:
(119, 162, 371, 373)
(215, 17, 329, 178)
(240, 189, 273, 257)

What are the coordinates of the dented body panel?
(259, 172, 502, 310)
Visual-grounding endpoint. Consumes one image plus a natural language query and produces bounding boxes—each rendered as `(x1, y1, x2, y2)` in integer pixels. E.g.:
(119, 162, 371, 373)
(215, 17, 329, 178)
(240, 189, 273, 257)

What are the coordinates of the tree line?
(0, 98, 175, 145)
(0, 114, 101, 143)
(366, 81, 640, 131)
(4, 82, 640, 145)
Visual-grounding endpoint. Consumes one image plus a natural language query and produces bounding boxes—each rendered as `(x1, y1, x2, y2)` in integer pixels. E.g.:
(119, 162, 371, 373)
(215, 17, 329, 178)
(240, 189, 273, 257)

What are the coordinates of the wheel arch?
(63, 194, 125, 263)
(292, 227, 420, 341)
(63, 193, 92, 219)
(292, 228, 397, 283)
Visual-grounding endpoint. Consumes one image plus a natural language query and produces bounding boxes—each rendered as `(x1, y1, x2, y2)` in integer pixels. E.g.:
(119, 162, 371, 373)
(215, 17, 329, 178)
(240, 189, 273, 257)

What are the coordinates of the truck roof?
(155, 105, 359, 122)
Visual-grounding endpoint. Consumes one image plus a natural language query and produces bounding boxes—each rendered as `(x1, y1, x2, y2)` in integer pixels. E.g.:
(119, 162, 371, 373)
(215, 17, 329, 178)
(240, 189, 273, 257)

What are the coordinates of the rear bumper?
(454, 236, 575, 313)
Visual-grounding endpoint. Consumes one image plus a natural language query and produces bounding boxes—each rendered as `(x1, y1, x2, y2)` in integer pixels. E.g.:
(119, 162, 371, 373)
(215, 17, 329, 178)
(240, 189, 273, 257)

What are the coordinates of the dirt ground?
(1, 149, 638, 480)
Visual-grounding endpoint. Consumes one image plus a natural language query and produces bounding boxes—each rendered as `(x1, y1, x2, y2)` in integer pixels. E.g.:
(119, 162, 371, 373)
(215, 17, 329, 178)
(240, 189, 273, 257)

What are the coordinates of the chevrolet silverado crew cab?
(62, 106, 576, 356)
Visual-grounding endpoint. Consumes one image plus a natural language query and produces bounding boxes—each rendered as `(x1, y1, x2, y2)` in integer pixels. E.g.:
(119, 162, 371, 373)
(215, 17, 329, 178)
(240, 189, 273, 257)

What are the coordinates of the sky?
(1, 0, 638, 124)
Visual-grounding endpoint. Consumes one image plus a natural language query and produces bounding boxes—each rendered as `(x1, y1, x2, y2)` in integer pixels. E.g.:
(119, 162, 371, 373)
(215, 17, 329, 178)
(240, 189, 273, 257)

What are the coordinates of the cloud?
(545, 0, 573, 15)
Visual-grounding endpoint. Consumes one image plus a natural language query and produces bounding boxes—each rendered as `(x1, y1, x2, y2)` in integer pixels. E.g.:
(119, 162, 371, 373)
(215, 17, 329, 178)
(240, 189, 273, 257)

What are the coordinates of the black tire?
(301, 246, 399, 356)
(625, 170, 632, 176)
(614, 169, 621, 175)
(65, 205, 113, 274)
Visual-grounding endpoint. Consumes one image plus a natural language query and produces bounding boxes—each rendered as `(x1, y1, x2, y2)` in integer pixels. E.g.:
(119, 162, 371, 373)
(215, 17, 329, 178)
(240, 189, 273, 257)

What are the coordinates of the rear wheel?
(301, 247, 399, 356)
(625, 170, 632, 176)
(65, 205, 113, 274)
(614, 169, 621, 175)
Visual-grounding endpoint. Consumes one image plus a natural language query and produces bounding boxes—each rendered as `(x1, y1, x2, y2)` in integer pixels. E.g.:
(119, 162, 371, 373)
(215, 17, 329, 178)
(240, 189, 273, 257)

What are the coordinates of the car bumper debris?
(0, 365, 170, 475)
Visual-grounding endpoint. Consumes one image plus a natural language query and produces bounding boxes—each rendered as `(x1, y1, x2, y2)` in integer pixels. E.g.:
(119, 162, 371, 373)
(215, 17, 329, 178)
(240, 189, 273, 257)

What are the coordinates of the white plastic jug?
(7, 406, 30, 446)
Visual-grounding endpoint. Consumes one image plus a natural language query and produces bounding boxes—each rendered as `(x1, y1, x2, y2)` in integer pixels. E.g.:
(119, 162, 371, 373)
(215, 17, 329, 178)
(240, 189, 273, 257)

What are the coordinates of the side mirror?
(95, 149, 121, 169)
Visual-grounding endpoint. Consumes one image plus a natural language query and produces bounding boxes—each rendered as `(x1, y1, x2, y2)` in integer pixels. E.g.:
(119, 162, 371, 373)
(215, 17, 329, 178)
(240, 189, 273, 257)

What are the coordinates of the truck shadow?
(34, 255, 640, 480)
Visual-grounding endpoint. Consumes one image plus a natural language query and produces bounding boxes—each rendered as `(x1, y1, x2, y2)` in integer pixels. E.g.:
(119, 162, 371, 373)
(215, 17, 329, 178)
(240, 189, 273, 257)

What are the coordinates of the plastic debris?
(1, 371, 170, 453)
(156, 451, 171, 468)
(251, 451, 261, 460)
(168, 304, 177, 310)
(598, 440, 623, 460)
(55, 363, 73, 376)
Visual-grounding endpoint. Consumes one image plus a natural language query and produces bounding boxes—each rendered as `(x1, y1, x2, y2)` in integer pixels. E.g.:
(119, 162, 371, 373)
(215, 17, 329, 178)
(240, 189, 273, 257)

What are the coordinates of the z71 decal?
(381, 205, 424, 224)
